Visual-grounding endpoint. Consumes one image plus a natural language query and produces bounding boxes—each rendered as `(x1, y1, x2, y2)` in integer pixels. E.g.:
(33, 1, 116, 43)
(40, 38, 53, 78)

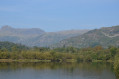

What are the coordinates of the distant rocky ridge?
(0, 25, 45, 38)
(53, 25, 119, 48)
(0, 25, 89, 47)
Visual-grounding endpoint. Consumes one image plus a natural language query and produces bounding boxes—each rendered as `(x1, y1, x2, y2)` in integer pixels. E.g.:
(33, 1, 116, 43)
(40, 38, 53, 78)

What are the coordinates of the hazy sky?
(0, 0, 119, 32)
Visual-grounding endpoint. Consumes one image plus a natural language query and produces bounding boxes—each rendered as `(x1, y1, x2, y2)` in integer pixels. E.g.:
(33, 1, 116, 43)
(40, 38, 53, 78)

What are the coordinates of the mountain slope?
(0, 25, 45, 38)
(0, 26, 89, 47)
(24, 30, 89, 47)
(54, 25, 119, 48)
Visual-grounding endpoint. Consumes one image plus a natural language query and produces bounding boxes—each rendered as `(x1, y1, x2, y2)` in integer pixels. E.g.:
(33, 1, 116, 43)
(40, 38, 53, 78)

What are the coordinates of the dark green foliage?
(109, 46, 117, 57)
(0, 41, 28, 52)
(114, 54, 119, 79)
(53, 47, 79, 53)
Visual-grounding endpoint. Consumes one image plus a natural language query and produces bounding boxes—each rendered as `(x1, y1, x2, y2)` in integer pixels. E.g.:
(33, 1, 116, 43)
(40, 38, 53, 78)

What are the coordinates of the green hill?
(54, 25, 119, 48)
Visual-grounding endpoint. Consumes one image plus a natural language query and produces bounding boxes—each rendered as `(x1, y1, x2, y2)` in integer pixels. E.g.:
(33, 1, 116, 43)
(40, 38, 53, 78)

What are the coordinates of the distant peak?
(1, 25, 13, 30)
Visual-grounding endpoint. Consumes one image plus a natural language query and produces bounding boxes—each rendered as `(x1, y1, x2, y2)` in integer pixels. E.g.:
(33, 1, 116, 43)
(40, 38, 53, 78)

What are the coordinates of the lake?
(0, 62, 116, 79)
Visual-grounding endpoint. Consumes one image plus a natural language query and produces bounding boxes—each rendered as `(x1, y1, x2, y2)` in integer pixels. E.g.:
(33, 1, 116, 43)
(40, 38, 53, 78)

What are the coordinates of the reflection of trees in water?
(0, 62, 113, 72)
(0, 62, 116, 79)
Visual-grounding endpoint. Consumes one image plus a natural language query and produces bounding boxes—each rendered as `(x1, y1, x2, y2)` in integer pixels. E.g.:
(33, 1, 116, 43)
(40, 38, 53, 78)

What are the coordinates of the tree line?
(0, 41, 119, 78)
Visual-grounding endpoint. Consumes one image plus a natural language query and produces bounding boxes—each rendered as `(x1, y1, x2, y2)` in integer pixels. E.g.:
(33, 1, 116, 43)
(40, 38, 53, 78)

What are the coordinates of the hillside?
(54, 25, 119, 48)
(0, 26, 89, 47)
(0, 25, 45, 38)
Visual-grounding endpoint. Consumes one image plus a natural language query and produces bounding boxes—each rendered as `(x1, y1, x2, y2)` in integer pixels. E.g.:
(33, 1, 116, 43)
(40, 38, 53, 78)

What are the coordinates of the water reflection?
(0, 62, 116, 79)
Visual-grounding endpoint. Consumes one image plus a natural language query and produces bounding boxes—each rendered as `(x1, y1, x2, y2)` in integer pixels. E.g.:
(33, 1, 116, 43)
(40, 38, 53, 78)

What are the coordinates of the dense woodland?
(0, 41, 119, 78)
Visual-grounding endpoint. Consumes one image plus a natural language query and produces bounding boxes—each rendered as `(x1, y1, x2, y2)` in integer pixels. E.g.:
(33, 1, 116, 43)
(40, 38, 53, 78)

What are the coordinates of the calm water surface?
(0, 62, 116, 79)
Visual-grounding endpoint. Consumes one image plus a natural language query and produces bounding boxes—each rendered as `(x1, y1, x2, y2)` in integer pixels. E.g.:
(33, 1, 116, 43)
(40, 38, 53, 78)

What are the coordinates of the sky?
(0, 0, 119, 32)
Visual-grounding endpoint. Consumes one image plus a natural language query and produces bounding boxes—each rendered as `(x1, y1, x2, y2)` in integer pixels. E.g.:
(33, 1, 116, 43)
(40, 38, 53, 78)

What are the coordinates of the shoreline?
(0, 59, 114, 63)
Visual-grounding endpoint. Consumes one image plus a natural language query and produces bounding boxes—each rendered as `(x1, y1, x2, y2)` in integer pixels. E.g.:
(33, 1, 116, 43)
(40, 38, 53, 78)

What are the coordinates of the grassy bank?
(0, 59, 114, 63)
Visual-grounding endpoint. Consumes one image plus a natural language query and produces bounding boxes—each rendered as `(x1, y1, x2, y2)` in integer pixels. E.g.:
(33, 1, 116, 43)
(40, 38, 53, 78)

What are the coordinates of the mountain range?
(1, 25, 119, 48)
(0, 25, 89, 47)
(54, 25, 119, 48)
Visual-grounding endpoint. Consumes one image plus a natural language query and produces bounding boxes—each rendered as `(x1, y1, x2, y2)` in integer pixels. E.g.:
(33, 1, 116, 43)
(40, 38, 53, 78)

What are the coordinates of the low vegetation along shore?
(0, 44, 118, 63)
(0, 41, 119, 78)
